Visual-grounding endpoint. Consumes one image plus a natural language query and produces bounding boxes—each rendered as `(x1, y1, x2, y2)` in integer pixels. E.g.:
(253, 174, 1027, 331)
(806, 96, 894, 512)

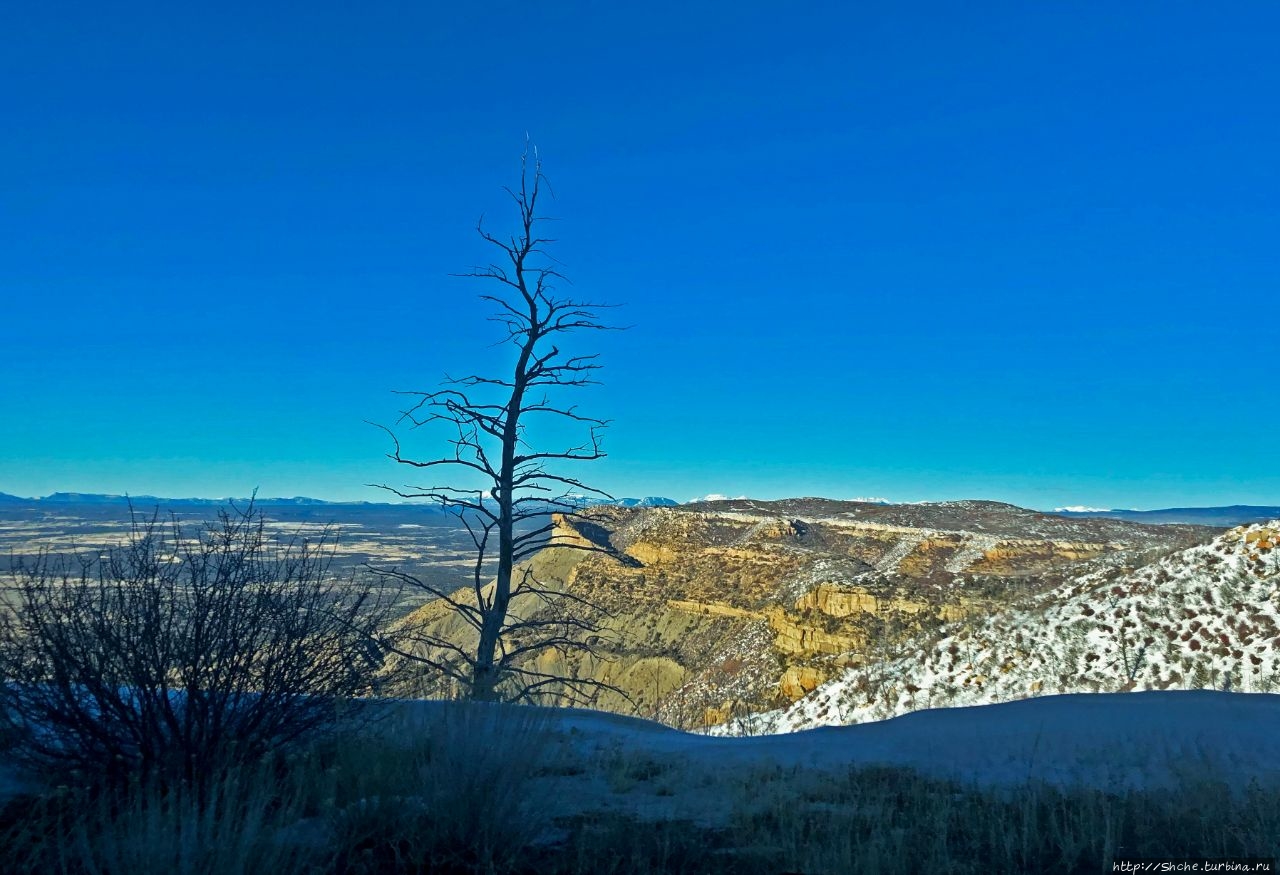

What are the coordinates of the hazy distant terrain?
(0, 493, 677, 610)
(0, 497, 517, 610)
(1052, 505, 1280, 526)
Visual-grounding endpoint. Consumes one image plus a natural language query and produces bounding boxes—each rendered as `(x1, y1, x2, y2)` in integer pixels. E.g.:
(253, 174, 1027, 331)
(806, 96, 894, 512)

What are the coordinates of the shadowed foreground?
(3, 691, 1279, 873)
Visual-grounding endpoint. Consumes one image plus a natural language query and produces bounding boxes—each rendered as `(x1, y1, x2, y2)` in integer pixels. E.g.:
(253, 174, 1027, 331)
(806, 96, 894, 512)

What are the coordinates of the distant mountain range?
(0, 491, 680, 510)
(0, 492, 372, 507)
(0, 492, 1270, 526)
(1050, 505, 1280, 527)
(577, 496, 679, 508)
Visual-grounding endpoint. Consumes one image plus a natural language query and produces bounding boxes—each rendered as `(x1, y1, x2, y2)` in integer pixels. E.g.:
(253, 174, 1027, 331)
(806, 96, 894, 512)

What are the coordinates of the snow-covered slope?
(6, 690, 1277, 820)
(738, 521, 1280, 733)
(465, 691, 1280, 793)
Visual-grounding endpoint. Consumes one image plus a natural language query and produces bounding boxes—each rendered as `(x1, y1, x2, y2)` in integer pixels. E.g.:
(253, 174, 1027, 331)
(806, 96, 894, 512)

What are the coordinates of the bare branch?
(371, 144, 626, 704)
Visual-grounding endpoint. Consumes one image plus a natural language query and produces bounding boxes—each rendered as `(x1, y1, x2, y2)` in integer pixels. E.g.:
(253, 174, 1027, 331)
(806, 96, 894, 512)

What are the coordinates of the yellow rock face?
(795, 584, 931, 618)
(393, 502, 1197, 727)
(702, 705, 731, 727)
(548, 513, 603, 551)
(766, 607, 866, 656)
(1245, 528, 1278, 552)
(966, 540, 1109, 575)
(626, 540, 678, 565)
(779, 665, 827, 700)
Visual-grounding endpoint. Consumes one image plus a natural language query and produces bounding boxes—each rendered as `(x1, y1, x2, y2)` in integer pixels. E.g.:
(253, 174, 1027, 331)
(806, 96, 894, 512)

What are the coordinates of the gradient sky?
(2, 2, 1278, 509)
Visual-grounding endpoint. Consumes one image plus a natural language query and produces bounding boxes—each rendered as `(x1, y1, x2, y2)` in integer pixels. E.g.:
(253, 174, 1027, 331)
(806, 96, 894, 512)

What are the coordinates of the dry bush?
(0, 502, 397, 791)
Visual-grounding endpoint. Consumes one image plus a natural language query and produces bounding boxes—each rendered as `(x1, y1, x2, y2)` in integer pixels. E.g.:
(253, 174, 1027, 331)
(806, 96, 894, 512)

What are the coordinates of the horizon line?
(3, 488, 1278, 514)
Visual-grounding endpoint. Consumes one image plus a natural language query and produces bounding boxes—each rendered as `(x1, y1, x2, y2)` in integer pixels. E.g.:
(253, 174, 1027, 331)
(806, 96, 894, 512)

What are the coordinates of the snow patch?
(479, 691, 1280, 792)
(734, 520, 1280, 735)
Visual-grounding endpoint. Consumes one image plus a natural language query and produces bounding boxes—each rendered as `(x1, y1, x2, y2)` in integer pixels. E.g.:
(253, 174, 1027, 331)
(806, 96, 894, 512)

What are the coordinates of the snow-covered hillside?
(738, 521, 1280, 733)
(477, 691, 1280, 793)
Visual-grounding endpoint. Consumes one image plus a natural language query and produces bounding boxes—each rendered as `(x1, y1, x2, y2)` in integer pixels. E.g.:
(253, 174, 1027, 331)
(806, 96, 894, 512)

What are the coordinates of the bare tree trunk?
(374, 145, 624, 705)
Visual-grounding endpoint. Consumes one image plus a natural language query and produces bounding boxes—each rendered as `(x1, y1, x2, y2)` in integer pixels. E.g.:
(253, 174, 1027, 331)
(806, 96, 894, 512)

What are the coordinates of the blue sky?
(2, 2, 1277, 509)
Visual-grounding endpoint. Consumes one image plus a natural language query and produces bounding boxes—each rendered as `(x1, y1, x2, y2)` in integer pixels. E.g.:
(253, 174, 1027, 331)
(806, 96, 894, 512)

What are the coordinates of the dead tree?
(373, 147, 620, 703)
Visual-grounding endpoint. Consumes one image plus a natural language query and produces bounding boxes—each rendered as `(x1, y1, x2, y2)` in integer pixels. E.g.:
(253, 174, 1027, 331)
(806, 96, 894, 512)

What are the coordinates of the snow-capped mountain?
(614, 496, 680, 508)
(0, 491, 681, 511)
(1, 492, 382, 507)
(740, 520, 1280, 733)
(560, 495, 678, 508)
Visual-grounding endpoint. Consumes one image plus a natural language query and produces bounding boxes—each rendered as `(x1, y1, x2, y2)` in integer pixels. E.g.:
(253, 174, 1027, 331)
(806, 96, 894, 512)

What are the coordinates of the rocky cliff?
(398, 498, 1211, 728)
(743, 521, 1280, 733)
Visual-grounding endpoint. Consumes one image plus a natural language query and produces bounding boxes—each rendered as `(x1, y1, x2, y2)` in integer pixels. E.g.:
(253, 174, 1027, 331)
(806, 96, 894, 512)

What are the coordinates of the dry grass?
(0, 769, 316, 875)
(318, 702, 560, 874)
(3, 702, 1279, 874)
(714, 764, 1280, 874)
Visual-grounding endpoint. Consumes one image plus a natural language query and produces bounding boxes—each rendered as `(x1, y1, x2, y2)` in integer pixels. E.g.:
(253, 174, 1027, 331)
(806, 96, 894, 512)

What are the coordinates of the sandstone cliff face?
(795, 583, 931, 618)
(779, 665, 827, 700)
(399, 500, 1211, 728)
(749, 520, 1280, 733)
(766, 606, 867, 657)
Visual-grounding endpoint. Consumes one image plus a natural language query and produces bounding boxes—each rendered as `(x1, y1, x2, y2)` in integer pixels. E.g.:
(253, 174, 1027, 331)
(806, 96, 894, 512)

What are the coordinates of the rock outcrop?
(396, 498, 1213, 728)
(748, 520, 1280, 733)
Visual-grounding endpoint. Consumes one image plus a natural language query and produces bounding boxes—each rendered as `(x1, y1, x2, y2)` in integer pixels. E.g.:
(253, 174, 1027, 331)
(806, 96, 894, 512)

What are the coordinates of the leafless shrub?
(0, 502, 397, 790)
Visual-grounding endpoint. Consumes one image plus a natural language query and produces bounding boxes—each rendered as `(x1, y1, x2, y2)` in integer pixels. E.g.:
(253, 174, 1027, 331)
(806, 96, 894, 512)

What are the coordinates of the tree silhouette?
(373, 147, 620, 702)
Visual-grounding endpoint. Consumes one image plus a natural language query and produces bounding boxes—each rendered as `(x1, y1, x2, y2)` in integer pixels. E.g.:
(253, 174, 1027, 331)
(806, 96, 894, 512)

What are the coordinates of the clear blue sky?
(2, 2, 1277, 509)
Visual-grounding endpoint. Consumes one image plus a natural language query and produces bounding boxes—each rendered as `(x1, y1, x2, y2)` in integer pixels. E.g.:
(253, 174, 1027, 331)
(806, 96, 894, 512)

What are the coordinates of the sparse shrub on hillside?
(0, 503, 397, 791)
